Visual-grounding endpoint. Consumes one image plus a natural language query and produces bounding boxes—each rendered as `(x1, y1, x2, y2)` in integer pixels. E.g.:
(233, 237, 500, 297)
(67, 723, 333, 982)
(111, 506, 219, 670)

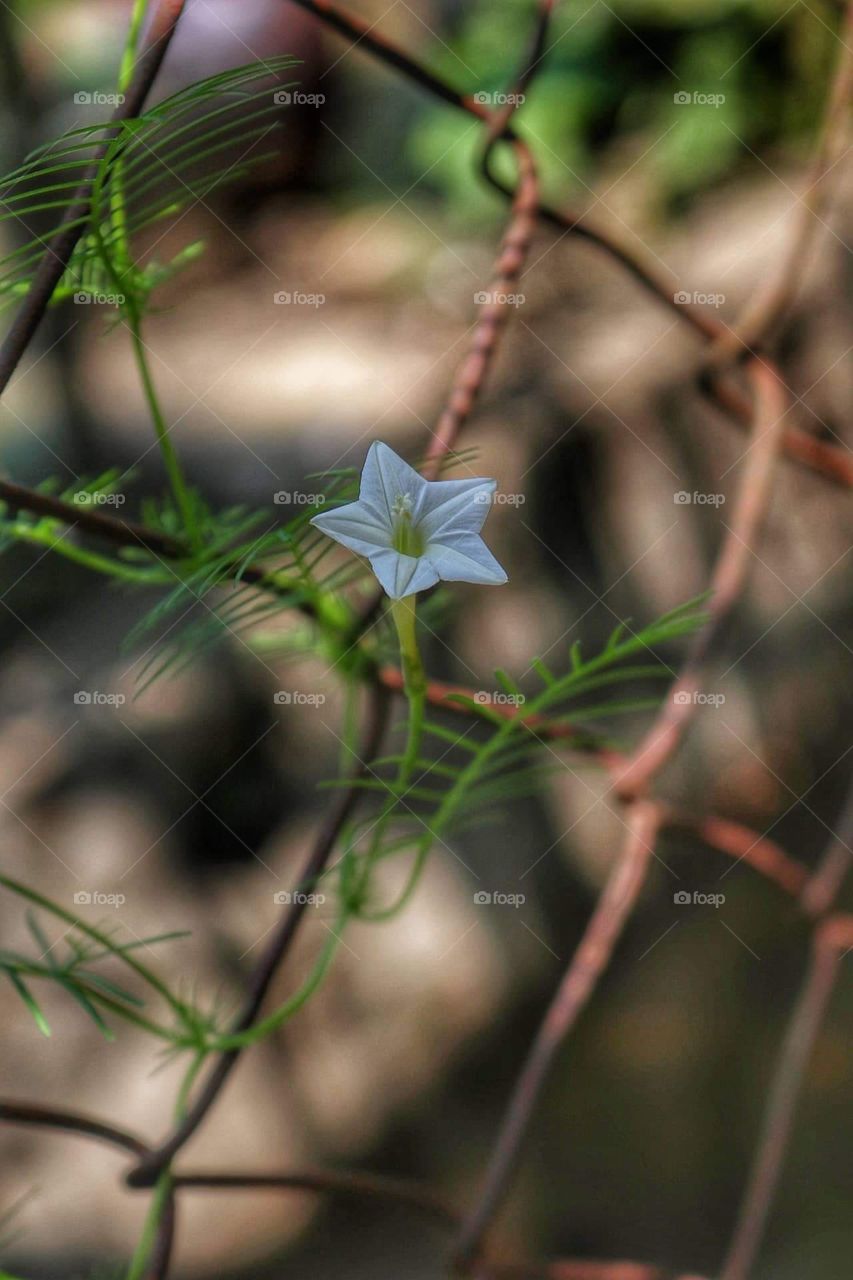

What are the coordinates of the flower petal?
(310, 443, 508, 598)
(368, 548, 441, 599)
(416, 478, 496, 540)
(359, 440, 427, 524)
(310, 500, 392, 558)
(425, 533, 508, 586)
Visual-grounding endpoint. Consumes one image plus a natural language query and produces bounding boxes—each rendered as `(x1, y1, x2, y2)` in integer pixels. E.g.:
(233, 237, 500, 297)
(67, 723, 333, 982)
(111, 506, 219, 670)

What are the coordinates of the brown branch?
(719, 782, 853, 1280)
(0, 477, 325, 617)
(423, 139, 539, 478)
(613, 360, 788, 801)
(719, 919, 845, 1280)
(375, 665, 612, 752)
(127, 682, 391, 1187)
(0, 1098, 452, 1226)
(699, 368, 852, 489)
(455, 339, 792, 1272)
(422, 0, 550, 478)
(144, 1189, 177, 1280)
(0, 1099, 175, 1277)
(453, 800, 663, 1271)
(0, 1097, 716, 1280)
(0, 0, 188, 396)
(671, 811, 810, 900)
(174, 1168, 458, 1225)
(0, 1096, 715, 1280)
(0, 478, 184, 557)
(0, 1098, 149, 1158)
(483, 1263, 708, 1280)
(802, 782, 853, 917)
(287, 0, 493, 122)
(705, 0, 853, 367)
(521, 201, 850, 487)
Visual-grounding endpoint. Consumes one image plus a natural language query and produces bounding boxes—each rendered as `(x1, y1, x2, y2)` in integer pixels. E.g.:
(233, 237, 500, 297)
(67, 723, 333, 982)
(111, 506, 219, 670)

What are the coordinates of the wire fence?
(0, 2, 851, 1279)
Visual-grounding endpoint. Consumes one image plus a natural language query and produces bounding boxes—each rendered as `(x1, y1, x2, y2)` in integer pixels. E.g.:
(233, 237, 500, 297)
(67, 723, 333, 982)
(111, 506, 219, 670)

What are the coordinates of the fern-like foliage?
(325, 597, 708, 919)
(123, 468, 373, 689)
(0, 58, 300, 314)
(0, 471, 179, 584)
(0, 875, 195, 1044)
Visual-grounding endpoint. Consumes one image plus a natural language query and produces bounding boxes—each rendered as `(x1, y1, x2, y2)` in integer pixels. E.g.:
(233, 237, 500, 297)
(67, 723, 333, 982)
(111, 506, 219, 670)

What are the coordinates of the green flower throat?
(391, 494, 424, 557)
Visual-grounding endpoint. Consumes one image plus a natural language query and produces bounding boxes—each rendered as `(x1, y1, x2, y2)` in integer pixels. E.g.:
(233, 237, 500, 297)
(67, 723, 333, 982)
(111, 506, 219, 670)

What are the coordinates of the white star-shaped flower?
(310, 441, 508, 599)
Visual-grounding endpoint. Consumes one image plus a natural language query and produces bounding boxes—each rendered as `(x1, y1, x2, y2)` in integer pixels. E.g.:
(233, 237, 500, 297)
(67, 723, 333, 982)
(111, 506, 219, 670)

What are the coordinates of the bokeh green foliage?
(406, 0, 839, 220)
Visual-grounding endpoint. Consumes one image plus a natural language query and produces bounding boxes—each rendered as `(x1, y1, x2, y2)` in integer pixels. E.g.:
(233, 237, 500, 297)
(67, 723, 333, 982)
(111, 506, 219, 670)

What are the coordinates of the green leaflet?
(0, 881, 192, 1044)
(0, 58, 302, 315)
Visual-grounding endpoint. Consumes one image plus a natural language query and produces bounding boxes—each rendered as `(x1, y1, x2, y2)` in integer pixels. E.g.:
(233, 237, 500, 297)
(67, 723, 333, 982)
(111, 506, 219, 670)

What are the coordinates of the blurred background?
(0, 0, 851, 1277)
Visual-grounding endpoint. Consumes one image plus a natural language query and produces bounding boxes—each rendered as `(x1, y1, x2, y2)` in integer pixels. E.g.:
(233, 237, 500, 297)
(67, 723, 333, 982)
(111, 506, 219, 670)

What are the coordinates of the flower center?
(391, 493, 424, 557)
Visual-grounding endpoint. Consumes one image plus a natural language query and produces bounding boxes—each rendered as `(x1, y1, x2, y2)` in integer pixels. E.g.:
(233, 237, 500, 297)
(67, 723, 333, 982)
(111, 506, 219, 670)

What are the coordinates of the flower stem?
(127, 302, 202, 552)
(353, 595, 426, 908)
(125, 1168, 173, 1280)
(390, 593, 427, 778)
